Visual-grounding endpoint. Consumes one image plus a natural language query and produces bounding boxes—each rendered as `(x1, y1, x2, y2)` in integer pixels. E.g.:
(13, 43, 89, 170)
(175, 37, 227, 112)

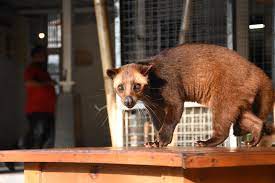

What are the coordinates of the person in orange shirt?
(24, 46, 57, 149)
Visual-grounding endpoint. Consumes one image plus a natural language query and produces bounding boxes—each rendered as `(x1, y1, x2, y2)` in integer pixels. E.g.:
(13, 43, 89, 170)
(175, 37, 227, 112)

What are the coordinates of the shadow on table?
(0, 163, 24, 173)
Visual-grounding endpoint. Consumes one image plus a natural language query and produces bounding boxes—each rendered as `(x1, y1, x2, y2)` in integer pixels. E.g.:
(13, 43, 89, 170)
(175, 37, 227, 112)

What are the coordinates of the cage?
(116, 0, 274, 147)
(123, 105, 214, 147)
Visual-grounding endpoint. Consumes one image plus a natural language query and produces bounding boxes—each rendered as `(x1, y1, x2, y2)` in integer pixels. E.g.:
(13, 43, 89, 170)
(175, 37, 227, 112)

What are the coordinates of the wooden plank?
(40, 163, 184, 183)
(41, 163, 91, 183)
(27, 162, 275, 183)
(184, 152, 275, 168)
(183, 165, 275, 183)
(24, 163, 41, 183)
(0, 147, 275, 168)
(160, 167, 184, 183)
(94, 0, 119, 147)
(0, 148, 184, 168)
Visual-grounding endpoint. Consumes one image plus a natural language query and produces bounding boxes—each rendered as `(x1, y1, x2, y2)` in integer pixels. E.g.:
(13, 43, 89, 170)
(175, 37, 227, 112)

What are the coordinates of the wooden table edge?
(0, 148, 275, 169)
(0, 150, 185, 168)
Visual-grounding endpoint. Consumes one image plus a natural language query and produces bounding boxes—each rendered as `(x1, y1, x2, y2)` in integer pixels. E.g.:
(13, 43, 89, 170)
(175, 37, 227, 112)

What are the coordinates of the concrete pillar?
(61, 0, 74, 92)
(55, 93, 75, 147)
(55, 0, 75, 147)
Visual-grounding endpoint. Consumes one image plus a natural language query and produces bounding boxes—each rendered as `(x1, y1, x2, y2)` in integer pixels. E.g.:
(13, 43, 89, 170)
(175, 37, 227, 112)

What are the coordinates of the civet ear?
(106, 68, 120, 79)
(140, 64, 154, 76)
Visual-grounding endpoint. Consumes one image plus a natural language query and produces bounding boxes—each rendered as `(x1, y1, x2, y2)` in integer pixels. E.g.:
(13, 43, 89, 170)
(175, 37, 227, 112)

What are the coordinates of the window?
(47, 14, 62, 94)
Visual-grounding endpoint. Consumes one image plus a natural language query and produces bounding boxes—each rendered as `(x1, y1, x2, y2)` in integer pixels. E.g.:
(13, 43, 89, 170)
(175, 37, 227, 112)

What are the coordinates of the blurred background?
(0, 0, 274, 157)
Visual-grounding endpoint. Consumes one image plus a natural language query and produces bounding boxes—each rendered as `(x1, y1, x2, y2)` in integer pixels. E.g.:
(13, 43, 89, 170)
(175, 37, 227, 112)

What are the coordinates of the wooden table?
(0, 147, 274, 183)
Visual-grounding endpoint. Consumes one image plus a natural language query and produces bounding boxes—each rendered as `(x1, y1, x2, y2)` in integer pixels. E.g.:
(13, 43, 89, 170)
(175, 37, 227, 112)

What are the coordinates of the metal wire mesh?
(172, 107, 213, 147)
(121, 0, 184, 63)
(123, 106, 213, 147)
(120, 0, 231, 147)
(120, 0, 228, 64)
(119, 0, 232, 147)
(123, 109, 154, 147)
(249, 0, 273, 78)
(120, 0, 274, 146)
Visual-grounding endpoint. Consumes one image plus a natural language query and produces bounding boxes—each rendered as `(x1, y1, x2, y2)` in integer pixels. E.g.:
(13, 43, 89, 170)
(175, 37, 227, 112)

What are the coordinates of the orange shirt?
(24, 64, 56, 114)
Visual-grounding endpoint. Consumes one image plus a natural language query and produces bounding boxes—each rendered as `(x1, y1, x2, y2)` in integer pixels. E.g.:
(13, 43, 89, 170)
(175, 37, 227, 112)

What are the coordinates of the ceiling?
(0, 0, 92, 9)
(256, 0, 273, 4)
(1, 0, 271, 10)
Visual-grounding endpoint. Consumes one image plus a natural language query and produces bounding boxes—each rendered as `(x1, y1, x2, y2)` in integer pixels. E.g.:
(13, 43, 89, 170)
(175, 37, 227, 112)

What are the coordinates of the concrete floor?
(0, 172, 23, 183)
(0, 164, 23, 183)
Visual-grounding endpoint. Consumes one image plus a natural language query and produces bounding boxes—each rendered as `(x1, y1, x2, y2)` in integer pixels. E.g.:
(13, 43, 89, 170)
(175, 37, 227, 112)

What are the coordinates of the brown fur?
(107, 44, 274, 147)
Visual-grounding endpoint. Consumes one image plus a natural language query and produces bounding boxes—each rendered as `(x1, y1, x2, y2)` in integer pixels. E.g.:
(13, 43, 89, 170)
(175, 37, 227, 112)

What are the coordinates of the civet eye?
(117, 84, 124, 92)
(133, 83, 141, 92)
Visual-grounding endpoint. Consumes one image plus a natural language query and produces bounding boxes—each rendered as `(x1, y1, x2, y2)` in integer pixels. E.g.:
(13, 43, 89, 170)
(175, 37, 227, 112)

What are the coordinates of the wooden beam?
(94, 0, 119, 147)
(183, 165, 275, 183)
(24, 163, 41, 183)
(33, 163, 184, 183)
(1, 147, 275, 168)
(179, 0, 192, 44)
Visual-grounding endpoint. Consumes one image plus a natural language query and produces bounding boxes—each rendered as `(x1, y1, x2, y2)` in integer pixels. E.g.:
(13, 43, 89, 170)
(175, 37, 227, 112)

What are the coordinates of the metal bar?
(227, 0, 237, 148)
(114, 0, 124, 147)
